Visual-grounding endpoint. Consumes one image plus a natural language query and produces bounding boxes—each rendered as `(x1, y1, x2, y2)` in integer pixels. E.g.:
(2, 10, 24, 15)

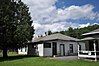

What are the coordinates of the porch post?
(78, 42, 80, 59)
(93, 40, 97, 61)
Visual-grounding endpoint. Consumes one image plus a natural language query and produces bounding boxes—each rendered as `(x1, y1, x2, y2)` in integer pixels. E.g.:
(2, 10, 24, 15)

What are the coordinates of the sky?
(22, 0, 99, 37)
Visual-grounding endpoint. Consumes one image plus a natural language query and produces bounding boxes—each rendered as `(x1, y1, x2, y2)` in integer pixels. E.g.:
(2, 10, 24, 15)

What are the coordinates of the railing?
(78, 50, 99, 56)
(78, 50, 99, 61)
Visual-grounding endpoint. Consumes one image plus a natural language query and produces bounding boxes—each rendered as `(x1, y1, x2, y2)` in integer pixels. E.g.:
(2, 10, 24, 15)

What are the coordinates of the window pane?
(44, 43, 51, 48)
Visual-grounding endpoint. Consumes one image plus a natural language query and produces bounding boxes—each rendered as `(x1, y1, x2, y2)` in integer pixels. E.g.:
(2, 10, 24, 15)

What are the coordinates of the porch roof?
(32, 33, 80, 43)
(81, 37, 99, 41)
(82, 29, 99, 36)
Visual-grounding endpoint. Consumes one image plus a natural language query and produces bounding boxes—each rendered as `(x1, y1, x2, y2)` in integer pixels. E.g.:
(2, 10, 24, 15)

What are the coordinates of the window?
(44, 43, 51, 48)
(69, 44, 73, 53)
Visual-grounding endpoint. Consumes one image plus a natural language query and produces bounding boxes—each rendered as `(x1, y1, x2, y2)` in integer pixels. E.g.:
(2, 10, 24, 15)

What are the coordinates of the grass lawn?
(0, 53, 99, 66)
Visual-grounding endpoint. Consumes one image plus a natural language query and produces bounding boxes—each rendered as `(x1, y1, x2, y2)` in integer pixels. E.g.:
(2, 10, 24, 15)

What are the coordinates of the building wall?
(85, 41, 89, 50)
(42, 40, 85, 56)
(56, 41, 85, 56)
(79, 42, 85, 50)
(44, 48, 52, 56)
(18, 41, 85, 56)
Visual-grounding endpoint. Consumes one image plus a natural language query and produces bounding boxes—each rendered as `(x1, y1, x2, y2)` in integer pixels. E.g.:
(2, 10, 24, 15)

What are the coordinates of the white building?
(78, 29, 99, 61)
(18, 33, 85, 57)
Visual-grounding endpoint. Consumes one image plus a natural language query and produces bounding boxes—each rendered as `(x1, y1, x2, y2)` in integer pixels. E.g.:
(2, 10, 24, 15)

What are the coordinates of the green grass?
(0, 56, 99, 66)
(0, 52, 99, 66)
(0, 52, 25, 57)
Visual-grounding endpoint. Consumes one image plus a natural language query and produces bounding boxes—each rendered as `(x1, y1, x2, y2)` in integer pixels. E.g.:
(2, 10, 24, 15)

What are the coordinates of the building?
(18, 33, 85, 57)
(78, 29, 99, 61)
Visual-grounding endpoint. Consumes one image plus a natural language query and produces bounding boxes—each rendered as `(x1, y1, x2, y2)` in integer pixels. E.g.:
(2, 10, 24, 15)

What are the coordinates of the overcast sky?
(22, 0, 99, 37)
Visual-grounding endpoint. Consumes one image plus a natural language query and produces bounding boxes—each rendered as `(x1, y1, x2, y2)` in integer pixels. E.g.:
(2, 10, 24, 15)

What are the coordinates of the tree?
(66, 27, 76, 37)
(45, 32, 47, 36)
(44, 30, 52, 36)
(48, 30, 52, 35)
(0, 0, 34, 58)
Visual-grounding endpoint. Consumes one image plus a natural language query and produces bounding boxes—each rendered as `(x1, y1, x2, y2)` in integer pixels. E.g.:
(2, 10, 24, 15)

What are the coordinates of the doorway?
(52, 42, 57, 56)
(60, 44, 65, 56)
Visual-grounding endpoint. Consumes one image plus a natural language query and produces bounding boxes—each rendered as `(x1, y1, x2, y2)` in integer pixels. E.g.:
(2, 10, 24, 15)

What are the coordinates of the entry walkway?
(49, 56, 78, 60)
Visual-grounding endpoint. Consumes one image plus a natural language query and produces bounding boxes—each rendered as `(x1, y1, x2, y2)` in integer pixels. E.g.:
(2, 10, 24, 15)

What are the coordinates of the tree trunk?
(3, 48, 8, 58)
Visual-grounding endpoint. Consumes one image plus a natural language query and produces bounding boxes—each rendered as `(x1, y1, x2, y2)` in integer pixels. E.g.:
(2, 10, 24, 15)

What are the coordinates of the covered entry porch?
(78, 37, 99, 61)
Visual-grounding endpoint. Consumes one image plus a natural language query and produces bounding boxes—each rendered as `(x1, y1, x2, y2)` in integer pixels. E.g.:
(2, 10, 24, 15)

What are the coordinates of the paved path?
(49, 56, 78, 60)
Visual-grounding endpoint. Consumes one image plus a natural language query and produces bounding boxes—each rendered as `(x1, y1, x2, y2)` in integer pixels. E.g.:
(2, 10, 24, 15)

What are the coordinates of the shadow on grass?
(0, 55, 39, 62)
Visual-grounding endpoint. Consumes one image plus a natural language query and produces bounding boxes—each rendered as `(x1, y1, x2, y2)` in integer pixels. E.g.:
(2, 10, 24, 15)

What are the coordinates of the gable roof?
(82, 29, 99, 36)
(32, 33, 79, 43)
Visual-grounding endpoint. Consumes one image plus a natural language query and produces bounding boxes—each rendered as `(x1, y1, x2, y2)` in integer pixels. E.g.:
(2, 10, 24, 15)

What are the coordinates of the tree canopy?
(0, 0, 34, 58)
